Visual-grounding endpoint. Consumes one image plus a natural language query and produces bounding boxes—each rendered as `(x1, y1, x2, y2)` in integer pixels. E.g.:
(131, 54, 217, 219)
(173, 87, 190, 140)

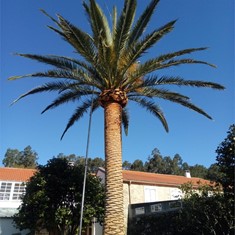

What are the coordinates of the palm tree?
(9, 0, 224, 234)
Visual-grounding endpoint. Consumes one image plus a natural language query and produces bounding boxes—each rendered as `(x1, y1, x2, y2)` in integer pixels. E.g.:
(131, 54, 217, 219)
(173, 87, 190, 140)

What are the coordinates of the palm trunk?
(103, 102, 124, 235)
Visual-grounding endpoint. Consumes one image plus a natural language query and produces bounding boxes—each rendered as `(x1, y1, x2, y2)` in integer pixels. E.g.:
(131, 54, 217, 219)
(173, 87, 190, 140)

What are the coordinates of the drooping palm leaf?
(61, 97, 99, 140)
(122, 108, 129, 135)
(129, 97, 168, 132)
(41, 89, 98, 114)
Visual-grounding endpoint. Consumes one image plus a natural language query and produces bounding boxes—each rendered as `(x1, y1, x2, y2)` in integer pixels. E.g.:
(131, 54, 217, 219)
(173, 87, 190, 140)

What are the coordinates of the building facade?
(0, 167, 36, 235)
(97, 167, 210, 234)
(0, 167, 210, 235)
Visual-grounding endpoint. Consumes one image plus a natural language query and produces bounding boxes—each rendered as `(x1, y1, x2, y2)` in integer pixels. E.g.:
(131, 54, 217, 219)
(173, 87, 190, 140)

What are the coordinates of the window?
(135, 207, 145, 215)
(0, 182, 26, 201)
(151, 203, 162, 213)
(144, 186, 156, 202)
(13, 183, 25, 200)
(0, 182, 12, 200)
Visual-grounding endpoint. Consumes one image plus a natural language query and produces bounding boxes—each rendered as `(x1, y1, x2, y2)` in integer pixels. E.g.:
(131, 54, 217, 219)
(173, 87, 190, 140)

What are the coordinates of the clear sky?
(1, 0, 234, 168)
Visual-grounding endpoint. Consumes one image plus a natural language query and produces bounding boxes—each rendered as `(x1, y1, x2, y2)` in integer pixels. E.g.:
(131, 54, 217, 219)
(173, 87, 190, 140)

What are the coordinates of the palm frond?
(41, 9, 96, 63)
(133, 75, 225, 90)
(83, 0, 114, 80)
(13, 53, 84, 71)
(122, 108, 129, 135)
(129, 58, 216, 83)
(128, 0, 159, 45)
(155, 76, 224, 89)
(156, 47, 208, 63)
(128, 87, 190, 100)
(41, 88, 98, 114)
(120, 20, 176, 86)
(167, 98, 213, 119)
(83, 0, 112, 47)
(61, 97, 99, 139)
(129, 97, 168, 132)
(112, 6, 117, 39)
(10, 81, 73, 105)
(159, 58, 216, 69)
(114, 0, 136, 66)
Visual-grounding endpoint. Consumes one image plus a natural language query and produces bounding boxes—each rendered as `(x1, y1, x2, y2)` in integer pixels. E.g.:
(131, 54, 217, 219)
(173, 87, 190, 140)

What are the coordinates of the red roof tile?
(0, 168, 36, 182)
(122, 170, 210, 187)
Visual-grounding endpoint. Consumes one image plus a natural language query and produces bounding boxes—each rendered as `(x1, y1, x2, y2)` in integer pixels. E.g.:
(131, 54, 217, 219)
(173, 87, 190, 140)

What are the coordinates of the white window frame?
(144, 186, 157, 202)
(0, 181, 26, 201)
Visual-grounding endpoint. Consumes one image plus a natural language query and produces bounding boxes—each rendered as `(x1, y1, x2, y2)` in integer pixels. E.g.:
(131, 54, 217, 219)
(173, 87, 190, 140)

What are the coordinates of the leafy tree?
(171, 154, 184, 175)
(206, 163, 223, 182)
(215, 124, 235, 194)
(145, 149, 186, 175)
(122, 160, 132, 170)
(18, 146, 38, 168)
(57, 154, 105, 173)
(189, 164, 208, 178)
(2, 146, 38, 168)
(13, 158, 105, 235)
(131, 159, 145, 171)
(2, 148, 20, 167)
(86, 157, 105, 173)
(145, 148, 164, 173)
(178, 183, 235, 234)
(9, 0, 224, 234)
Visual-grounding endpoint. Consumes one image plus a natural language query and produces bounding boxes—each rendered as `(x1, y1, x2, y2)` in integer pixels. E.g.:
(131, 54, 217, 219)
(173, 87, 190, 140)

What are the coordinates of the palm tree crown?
(9, 0, 224, 234)
(10, 0, 224, 139)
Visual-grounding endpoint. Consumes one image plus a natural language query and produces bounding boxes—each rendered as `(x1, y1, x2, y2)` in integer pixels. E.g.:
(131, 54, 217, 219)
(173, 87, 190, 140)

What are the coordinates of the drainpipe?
(128, 181, 132, 204)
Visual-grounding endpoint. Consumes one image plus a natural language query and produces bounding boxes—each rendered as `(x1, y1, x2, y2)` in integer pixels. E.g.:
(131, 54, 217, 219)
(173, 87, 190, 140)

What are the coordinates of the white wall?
(0, 218, 29, 235)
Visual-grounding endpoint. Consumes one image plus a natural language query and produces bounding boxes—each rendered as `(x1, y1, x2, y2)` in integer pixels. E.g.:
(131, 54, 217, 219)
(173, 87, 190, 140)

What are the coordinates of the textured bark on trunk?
(103, 102, 124, 235)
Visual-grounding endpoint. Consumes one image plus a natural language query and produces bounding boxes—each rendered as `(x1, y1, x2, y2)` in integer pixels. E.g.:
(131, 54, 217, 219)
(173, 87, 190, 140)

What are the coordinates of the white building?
(0, 167, 36, 235)
(0, 167, 211, 235)
(97, 167, 211, 234)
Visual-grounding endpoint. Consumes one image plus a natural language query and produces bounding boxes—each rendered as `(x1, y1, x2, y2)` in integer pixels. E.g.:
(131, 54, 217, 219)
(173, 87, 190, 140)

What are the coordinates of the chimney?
(185, 170, 191, 178)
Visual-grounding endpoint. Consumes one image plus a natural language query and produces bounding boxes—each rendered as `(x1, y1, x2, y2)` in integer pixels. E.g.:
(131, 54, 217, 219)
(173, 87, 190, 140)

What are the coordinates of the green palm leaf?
(41, 89, 98, 114)
(128, 0, 159, 45)
(130, 97, 168, 131)
(10, 82, 74, 105)
(135, 75, 225, 90)
(61, 98, 99, 140)
(122, 108, 129, 135)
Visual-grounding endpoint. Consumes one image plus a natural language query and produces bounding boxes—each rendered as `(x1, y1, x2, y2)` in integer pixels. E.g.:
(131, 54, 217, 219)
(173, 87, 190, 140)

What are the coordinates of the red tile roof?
(1, 167, 210, 188)
(122, 170, 210, 187)
(0, 167, 36, 182)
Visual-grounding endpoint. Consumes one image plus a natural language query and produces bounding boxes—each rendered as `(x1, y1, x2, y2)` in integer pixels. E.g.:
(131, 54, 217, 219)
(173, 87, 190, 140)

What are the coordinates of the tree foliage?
(144, 148, 188, 175)
(2, 146, 38, 168)
(57, 153, 105, 173)
(215, 124, 235, 194)
(13, 158, 105, 234)
(178, 183, 234, 235)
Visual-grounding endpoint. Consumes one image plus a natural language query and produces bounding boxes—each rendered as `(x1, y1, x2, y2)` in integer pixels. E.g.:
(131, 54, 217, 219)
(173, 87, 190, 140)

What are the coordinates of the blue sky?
(1, 0, 234, 168)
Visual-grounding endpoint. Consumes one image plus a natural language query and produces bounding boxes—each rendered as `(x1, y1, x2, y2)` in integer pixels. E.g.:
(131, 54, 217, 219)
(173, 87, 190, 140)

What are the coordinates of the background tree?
(189, 164, 208, 178)
(215, 124, 235, 194)
(177, 182, 234, 234)
(131, 159, 145, 171)
(122, 160, 132, 170)
(171, 154, 184, 175)
(2, 146, 38, 168)
(13, 158, 105, 234)
(145, 148, 187, 175)
(9, 0, 224, 233)
(206, 163, 223, 182)
(57, 153, 105, 173)
(2, 148, 20, 167)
